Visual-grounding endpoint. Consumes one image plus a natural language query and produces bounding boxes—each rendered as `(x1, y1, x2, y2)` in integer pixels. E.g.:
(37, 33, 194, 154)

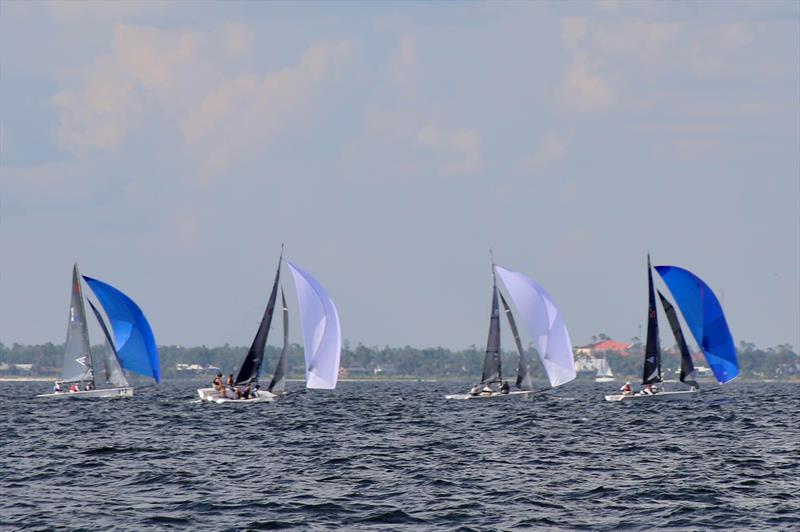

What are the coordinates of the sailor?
(469, 384, 481, 396)
(481, 384, 493, 396)
(226, 374, 235, 388)
(242, 383, 252, 400)
(53, 382, 62, 393)
(253, 384, 261, 397)
(212, 373, 222, 390)
(620, 382, 633, 395)
(642, 383, 656, 395)
(69, 382, 80, 392)
(500, 381, 510, 394)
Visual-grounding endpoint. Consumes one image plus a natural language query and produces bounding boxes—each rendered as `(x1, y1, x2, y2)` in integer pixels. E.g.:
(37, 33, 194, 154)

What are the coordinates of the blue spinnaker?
(654, 266, 738, 384)
(83, 276, 160, 383)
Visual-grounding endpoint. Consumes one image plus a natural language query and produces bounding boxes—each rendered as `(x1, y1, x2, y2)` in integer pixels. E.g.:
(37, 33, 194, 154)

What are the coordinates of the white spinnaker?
(494, 265, 576, 387)
(286, 260, 341, 389)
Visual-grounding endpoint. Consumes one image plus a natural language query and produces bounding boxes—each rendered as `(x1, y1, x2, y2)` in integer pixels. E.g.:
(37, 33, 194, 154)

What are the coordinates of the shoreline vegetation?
(1, 341, 797, 382)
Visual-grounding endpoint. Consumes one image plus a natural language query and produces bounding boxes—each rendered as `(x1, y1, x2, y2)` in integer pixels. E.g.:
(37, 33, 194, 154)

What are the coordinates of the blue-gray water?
(1, 380, 798, 530)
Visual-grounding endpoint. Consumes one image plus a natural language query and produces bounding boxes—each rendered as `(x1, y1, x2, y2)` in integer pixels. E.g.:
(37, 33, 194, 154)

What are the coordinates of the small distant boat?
(38, 264, 160, 399)
(446, 257, 576, 400)
(595, 355, 614, 383)
(605, 256, 738, 402)
(197, 248, 341, 404)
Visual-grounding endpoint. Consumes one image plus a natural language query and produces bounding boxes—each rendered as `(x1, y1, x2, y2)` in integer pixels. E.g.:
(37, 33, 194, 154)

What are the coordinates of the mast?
(235, 246, 283, 385)
(267, 288, 289, 394)
(61, 264, 94, 384)
(642, 254, 661, 385)
(481, 254, 502, 385)
(658, 291, 699, 389)
(500, 291, 531, 390)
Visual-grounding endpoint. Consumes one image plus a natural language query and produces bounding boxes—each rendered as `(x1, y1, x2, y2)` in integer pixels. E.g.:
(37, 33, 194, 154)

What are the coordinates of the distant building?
(176, 363, 221, 372)
(575, 340, 632, 356)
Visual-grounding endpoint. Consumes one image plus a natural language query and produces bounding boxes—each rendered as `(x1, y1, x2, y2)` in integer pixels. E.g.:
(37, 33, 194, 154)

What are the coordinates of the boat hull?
(196, 387, 278, 404)
(445, 390, 536, 400)
(37, 387, 134, 399)
(604, 390, 699, 402)
(595, 377, 615, 383)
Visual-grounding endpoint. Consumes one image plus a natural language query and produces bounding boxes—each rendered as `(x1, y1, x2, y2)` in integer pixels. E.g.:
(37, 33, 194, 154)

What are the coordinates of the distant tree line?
(1, 340, 797, 380)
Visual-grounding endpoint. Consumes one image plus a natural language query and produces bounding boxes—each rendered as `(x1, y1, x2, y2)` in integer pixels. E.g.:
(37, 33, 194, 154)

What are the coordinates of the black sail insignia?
(236, 253, 282, 385)
(658, 291, 699, 389)
(481, 272, 502, 385)
(642, 255, 662, 385)
(500, 292, 532, 390)
(267, 288, 289, 394)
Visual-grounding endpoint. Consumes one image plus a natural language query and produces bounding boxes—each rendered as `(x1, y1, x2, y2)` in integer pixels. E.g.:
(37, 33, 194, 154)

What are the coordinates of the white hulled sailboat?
(446, 257, 577, 400)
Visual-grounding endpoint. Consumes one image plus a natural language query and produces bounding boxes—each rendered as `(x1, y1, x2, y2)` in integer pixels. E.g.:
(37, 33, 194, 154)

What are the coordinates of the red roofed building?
(575, 339, 632, 356)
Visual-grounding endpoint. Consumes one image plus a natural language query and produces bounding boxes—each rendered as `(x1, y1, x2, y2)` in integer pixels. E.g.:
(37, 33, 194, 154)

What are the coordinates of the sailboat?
(197, 249, 341, 403)
(38, 264, 160, 399)
(595, 354, 614, 383)
(605, 255, 738, 402)
(445, 259, 577, 400)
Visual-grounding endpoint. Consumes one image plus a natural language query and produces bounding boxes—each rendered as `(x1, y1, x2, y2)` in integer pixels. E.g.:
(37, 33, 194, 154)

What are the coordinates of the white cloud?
(51, 23, 352, 178)
(417, 124, 481, 176)
(560, 53, 614, 112)
(526, 132, 567, 171)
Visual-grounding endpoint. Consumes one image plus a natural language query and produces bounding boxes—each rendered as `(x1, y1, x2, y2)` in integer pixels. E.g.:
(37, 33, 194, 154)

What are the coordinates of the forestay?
(83, 276, 161, 383)
(500, 292, 532, 390)
(61, 264, 94, 383)
(87, 299, 129, 388)
(494, 265, 576, 387)
(658, 291, 698, 388)
(267, 289, 289, 394)
(286, 261, 341, 389)
(655, 265, 738, 384)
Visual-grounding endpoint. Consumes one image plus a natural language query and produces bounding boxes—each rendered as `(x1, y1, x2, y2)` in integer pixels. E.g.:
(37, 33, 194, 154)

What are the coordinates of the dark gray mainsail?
(500, 292, 532, 390)
(642, 255, 661, 385)
(88, 299, 129, 388)
(61, 264, 94, 383)
(267, 289, 289, 394)
(481, 271, 502, 384)
(235, 250, 282, 385)
(658, 291, 699, 389)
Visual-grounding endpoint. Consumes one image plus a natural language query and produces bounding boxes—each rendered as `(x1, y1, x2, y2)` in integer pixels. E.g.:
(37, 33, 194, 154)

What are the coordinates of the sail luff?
(643, 255, 662, 385)
(286, 260, 341, 389)
(87, 299, 129, 388)
(655, 265, 738, 384)
(500, 292, 532, 390)
(267, 288, 289, 394)
(235, 253, 282, 385)
(82, 275, 160, 383)
(494, 265, 576, 388)
(481, 272, 502, 384)
(657, 291, 698, 388)
(61, 264, 94, 383)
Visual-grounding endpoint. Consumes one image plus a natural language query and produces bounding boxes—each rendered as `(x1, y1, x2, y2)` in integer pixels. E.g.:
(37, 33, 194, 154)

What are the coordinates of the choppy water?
(1, 380, 798, 530)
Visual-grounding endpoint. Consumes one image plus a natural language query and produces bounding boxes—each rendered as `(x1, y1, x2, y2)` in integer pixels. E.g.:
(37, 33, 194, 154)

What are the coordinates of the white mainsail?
(494, 265, 576, 387)
(596, 356, 613, 378)
(286, 260, 341, 389)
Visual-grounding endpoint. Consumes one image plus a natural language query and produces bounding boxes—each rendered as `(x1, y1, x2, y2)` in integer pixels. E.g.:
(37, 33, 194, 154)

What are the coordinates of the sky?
(1, 0, 798, 352)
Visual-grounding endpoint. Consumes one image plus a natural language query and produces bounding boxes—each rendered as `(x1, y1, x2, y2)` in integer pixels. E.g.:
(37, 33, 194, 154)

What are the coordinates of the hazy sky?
(1, 1, 798, 351)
